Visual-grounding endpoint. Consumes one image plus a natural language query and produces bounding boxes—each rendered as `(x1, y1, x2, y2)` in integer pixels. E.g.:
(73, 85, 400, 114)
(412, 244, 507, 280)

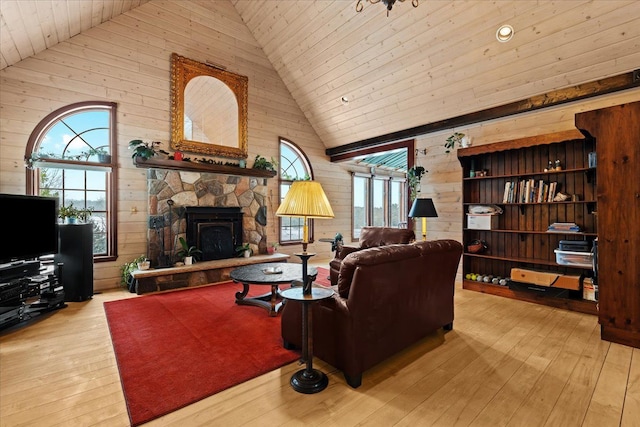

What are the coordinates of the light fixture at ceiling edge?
(356, 0, 419, 16)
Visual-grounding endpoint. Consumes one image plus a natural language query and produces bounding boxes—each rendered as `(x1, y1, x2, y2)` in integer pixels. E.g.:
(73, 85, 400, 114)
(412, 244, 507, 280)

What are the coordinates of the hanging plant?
(407, 165, 427, 201)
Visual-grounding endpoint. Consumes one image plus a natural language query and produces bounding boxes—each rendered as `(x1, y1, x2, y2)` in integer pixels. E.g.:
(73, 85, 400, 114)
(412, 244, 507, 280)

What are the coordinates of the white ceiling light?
(496, 25, 514, 42)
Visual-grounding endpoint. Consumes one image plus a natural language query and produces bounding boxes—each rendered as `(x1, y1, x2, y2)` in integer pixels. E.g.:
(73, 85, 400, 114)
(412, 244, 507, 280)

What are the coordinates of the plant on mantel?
(128, 139, 169, 160)
(252, 155, 278, 172)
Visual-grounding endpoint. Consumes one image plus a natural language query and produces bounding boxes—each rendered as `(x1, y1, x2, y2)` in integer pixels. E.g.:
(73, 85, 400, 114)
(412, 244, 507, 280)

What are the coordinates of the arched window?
(26, 101, 118, 261)
(279, 138, 313, 245)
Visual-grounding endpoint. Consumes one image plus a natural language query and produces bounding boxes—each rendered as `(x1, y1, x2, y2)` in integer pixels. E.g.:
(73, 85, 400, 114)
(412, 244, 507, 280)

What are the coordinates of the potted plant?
(176, 237, 202, 265)
(407, 166, 427, 201)
(331, 232, 344, 252)
(267, 242, 279, 255)
(25, 151, 54, 169)
(88, 147, 111, 163)
(128, 139, 169, 160)
(76, 206, 94, 223)
(235, 243, 253, 258)
(252, 155, 277, 172)
(120, 255, 148, 292)
(58, 203, 80, 224)
(137, 257, 151, 270)
(444, 132, 468, 154)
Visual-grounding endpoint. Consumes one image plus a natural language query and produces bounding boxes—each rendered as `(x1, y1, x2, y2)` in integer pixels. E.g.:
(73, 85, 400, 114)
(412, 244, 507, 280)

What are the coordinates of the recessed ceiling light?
(341, 96, 349, 104)
(496, 24, 514, 42)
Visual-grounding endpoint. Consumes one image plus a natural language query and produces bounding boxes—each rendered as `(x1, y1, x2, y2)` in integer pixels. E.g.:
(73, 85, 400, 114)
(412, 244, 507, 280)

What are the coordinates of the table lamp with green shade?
(408, 197, 438, 241)
(276, 180, 334, 294)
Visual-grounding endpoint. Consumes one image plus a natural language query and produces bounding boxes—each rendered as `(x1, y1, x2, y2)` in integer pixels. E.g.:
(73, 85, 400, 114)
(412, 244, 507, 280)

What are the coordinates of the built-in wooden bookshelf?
(457, 129, 598, 315)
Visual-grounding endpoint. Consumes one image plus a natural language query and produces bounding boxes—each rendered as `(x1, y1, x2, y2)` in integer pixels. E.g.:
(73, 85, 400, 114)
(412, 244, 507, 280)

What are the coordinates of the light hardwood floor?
(1, 269, 639, 427)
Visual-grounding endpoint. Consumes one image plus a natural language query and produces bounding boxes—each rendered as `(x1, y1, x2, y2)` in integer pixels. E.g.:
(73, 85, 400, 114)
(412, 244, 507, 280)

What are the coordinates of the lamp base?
(294, 252, 316, 295)
(290, 368, 329, 394)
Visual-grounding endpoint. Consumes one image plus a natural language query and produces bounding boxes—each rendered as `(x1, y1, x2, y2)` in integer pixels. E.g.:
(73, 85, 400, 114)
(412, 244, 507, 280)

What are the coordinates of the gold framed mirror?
(170, 53, 248, 158)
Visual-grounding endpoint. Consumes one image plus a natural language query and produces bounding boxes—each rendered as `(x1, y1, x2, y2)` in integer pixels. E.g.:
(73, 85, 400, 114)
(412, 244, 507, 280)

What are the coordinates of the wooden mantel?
(133, 157, 277, 178)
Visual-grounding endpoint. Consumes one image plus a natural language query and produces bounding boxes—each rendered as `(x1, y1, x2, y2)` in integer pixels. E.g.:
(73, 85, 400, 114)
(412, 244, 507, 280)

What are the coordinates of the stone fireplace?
(146, 168, 270, 267)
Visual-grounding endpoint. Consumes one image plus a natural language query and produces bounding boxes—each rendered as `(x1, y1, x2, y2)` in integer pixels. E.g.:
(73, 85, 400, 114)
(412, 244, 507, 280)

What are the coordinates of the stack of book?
(502, 179, 558, 203)
(547, 222, 581, 233)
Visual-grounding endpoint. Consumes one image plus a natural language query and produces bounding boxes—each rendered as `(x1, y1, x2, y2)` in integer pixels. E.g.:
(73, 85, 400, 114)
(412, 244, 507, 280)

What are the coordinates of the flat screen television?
(0, 193, 59, 264)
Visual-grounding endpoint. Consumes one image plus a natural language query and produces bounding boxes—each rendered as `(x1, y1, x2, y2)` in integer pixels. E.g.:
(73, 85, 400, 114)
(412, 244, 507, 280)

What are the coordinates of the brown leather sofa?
(281, 239, 463, 388)
(329, 226, 415, 286)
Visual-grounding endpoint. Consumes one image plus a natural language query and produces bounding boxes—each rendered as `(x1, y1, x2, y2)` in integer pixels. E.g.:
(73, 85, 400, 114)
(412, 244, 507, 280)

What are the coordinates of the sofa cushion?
(358, 227, 415, 249)
(337, 244, 422, 298)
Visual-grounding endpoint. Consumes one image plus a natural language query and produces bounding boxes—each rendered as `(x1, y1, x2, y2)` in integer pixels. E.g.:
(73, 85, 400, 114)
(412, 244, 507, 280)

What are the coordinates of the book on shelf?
(502, 179, 559, 204)
(503, 182, 511, 203)
(547, 222, 581, 232)
(548, 182, 557, 202)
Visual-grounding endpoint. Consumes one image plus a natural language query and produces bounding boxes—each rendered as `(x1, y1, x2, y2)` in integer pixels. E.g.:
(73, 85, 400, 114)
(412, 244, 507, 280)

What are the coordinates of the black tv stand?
(0, 260, 65, 330)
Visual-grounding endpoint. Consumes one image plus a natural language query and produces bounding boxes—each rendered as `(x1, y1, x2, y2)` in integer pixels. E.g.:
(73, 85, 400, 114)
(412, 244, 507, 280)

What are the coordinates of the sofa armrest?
(336, 245, 361, 260)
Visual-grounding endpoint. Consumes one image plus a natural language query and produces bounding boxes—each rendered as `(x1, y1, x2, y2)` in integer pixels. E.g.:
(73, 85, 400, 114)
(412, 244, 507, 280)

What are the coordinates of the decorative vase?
(184, 256, 193, 265)
(244, 250, 251, 258)
(460, 135, 472, 148)
(137, 260, 150, 270)
(267, 247, 275, 255)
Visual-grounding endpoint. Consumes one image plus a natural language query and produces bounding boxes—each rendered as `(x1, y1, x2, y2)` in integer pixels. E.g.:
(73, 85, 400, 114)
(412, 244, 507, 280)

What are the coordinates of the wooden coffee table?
(229, 262, 318, 316)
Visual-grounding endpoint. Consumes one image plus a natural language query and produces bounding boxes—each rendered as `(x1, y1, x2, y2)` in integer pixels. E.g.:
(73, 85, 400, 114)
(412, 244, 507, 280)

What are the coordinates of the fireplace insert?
(184, 207, 243, 261)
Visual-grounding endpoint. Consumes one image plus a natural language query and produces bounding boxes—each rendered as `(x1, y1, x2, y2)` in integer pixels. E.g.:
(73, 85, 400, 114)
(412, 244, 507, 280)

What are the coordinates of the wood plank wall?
(0, 1, 639, 291)
(0, 0, 350, 291)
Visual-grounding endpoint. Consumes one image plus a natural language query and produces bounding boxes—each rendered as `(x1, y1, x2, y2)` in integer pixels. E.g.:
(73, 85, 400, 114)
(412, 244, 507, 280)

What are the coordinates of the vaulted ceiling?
(1, 0, 639, 151)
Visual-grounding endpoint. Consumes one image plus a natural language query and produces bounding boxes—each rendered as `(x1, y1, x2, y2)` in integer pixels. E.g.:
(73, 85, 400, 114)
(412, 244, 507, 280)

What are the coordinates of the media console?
(0, 260, 66, 330)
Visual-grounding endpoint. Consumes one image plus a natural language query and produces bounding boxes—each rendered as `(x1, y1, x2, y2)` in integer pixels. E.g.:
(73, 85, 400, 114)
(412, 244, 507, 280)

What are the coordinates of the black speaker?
(54, 223, 93, 301)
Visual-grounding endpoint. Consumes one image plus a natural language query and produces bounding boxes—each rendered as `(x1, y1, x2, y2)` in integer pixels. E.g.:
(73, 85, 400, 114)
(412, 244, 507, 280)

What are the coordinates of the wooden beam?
(326, 69, 640, 160)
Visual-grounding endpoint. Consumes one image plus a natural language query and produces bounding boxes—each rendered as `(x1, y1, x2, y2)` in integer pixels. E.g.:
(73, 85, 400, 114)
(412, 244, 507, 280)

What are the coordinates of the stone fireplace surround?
(146, 168, 271, 267)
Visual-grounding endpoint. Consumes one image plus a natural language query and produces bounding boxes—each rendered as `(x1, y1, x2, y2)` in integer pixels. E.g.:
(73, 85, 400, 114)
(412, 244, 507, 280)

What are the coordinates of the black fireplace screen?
(198, 223, 234, 260)
(185, 207, 243, 261)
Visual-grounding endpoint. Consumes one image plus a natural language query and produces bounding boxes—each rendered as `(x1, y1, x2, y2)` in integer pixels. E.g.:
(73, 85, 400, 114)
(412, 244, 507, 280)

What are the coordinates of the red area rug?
(104, 268, 329, 426)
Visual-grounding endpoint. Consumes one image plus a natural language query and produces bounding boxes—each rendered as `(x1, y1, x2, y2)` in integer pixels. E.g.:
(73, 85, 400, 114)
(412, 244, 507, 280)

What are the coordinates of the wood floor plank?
(506, 313, 599, 426)
(582, 343, 633, 427)
(543, 324, 610, 426)
(1, 275, 637, 427)
(395, 306, 578, 426)
(462, 309, 585, 426)
(621, 348, 640, 427)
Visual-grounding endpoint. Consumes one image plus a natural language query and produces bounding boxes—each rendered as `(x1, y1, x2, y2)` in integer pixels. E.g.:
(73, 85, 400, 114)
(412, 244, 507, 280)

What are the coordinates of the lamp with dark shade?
(408, 197, 438, 241)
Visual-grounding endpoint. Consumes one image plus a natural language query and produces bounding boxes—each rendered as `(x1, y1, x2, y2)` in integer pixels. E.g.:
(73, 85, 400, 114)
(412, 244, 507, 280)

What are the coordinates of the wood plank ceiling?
(2, 0, 639, 151)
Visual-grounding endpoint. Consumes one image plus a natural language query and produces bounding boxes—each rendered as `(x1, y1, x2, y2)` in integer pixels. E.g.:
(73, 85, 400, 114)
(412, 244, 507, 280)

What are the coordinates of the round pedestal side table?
(280, 285, 334, 394)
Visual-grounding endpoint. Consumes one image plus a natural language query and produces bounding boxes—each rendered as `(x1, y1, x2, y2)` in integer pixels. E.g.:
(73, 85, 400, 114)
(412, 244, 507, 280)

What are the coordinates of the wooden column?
(576, 101, 640, 349)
